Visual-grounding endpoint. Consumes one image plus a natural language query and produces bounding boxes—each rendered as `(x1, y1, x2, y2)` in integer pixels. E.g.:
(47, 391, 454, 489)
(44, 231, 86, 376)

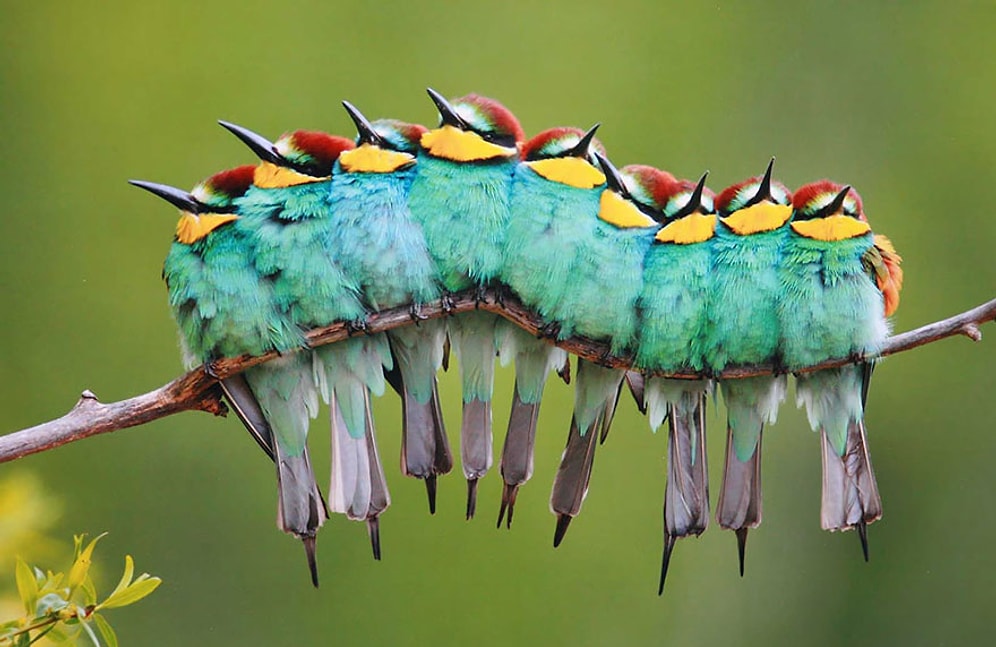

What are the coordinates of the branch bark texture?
(2, 294, 993, 464)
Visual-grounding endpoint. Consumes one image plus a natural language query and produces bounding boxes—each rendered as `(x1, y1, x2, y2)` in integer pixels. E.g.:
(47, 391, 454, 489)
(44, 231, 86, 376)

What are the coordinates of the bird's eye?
(479, 130, 517, 148)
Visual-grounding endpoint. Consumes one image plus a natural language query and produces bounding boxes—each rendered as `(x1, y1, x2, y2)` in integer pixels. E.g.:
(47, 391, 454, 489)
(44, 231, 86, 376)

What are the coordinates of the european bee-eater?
(780, 181, 903, 559)
(407, 89, 525, 518)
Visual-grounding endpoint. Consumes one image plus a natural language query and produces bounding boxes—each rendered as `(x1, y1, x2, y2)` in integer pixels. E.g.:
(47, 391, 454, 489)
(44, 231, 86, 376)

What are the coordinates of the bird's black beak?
(565, 123, 600, 159)
(745, 157, 776, 207)
(218, 120, 285, 165)
(823, 185, 852, 217)
(129, 180, 201, 213)
(426, 88, 469, 130)
(342, 101, 387, 148)
(672, 171, 710, 220)
(594, 151, 630, 198)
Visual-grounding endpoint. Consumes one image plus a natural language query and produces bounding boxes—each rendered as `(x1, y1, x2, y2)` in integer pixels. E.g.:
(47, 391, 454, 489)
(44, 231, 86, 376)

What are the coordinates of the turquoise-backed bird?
(549, 153, 661, 546)
(708, 160, 793, 576)
(218, 122, 397, 560)
(408, 89, 525, 519)
(632, 171, 716, 593)
(779, 181, 903, 559)
(497, 125, 605, 528)
(130, 167, 327, 585)
(330, 101, 452, 520)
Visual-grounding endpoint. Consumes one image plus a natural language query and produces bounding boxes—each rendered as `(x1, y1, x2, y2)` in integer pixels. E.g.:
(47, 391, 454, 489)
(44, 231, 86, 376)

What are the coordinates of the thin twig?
(1, 293, 993, 464)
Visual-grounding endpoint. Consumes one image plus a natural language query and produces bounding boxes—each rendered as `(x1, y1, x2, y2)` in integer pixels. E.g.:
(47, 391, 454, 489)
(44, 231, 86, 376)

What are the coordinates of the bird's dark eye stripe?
(478, 130, 518, 148)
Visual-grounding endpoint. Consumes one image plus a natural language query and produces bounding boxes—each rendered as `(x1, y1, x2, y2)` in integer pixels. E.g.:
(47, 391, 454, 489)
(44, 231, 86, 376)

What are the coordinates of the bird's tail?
(659, 386, 709, 593)
(328, 381, 390, 560)
(449, 311, 500, 519)
(389, 323, 451, 514)
(549, 360, 622, 546)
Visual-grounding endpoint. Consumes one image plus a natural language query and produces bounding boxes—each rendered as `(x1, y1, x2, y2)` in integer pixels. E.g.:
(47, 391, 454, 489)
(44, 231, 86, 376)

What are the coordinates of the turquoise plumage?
(407, 89, 525, 518)
(329, 102, 452, 518)
(496, 125, 603, 528)
(779, 181, 903, 558)
(632, 170, 716, 593)
(131, 168, 326, 585)
(707, 161, 793, 575)
(549, 153, 661, 546)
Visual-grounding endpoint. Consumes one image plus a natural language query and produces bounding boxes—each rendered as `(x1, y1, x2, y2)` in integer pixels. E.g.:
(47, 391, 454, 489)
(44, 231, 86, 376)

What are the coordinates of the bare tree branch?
(2, 293, 993, 464)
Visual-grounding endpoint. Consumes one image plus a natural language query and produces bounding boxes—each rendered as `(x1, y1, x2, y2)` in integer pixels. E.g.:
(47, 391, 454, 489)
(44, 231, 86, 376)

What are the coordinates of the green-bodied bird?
(708, 160, 793, 576)
(496, 125, 604, 528)
(219, 122, 396, 560)
(632, 170, 716, 593)
(131, 167, 326, 585)
(549, 153, 661, 546)
(780, 181, 903, 559)
(330, 101, 452, 521)
(408, 89, 525, 519)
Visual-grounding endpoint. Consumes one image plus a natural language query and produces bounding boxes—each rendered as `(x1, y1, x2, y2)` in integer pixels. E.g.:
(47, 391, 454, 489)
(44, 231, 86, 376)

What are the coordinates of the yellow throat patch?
(253, 161, 328, 189)
(526, 157, 605, 189)
(598, 190, 659, 229)
(339, 144, 415, 173)
(655, 213, 716, 244)
(420, 125, 515, 162)
(721, 202, 792, 235)
(175, 212, 238, 244)
(791, 214, 872, 241)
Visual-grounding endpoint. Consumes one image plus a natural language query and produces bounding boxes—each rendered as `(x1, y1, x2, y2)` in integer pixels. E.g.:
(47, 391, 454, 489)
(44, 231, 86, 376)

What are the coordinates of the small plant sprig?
(1, 533, 161, 647)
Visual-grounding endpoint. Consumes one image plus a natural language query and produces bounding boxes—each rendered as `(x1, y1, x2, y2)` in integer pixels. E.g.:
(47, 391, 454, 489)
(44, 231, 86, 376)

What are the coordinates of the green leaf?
(98, 575, 161, 610)
(103, 555, 134, 605)
(81, 575, 98, 606)
(45, 624, 71, 643)
(67, 533, 107, 593)
(78, 617, 100, 647)
(92, 614, 118, 647)
(15, 557, 39, 615)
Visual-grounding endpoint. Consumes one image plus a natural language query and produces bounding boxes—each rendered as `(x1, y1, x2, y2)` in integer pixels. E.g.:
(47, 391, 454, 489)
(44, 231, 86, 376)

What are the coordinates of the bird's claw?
(441, 293, 456, 316)
(346, 318, 370, 336)
(409, 303, 428, 322)
(538, 321, 562, 340)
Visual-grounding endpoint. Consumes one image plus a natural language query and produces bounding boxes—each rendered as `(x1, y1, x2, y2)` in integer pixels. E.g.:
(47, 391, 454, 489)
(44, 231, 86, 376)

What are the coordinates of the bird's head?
(338, 101, 427, 174)
(652, 173, 716, 244)
(420, 89, 524, 162)
(520, 125, 605, 189)
(594, 154, 669, 229)
(790, 181, 870, 241)
(129, 165, 256, 243)
(715, 158, 792, 235)
(219, 121, 354, 189)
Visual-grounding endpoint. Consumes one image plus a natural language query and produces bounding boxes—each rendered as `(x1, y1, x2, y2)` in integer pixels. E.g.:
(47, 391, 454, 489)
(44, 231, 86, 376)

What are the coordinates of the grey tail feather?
(303, 536, 319, 588)
(599, 380, 625, 445)
(549, 415, 600, 547)
(219, 376, 274, 460)
(363, 397, 390, 559)
(857, 520, 870, 562)
(461, 399, 492, 519)
(664, 393, 710, 539)
(431, 381, 453, 475)
(425, 475, 438, 515)
(553, 514, 572, 548)
(498, 384, 540, 528)
(716, 425, 763, 541)
(383, 356, 404, 399)
(736, 528, 748, 577)
(367, 518, 382, 561)
(466, 479, 478, 520)
(658, 533, 676, 596)
(820, 419, 882, 536)
(497, 483, 519, 529)
(400, 386, 435, 480)
(274, 451, 328, 542)
(625, 371, 647, 414)
(442, 334, 451, 372)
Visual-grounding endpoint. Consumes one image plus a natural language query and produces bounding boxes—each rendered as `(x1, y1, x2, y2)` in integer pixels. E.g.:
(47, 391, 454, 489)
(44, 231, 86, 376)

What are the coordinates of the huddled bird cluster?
(131, 89, 904, 592)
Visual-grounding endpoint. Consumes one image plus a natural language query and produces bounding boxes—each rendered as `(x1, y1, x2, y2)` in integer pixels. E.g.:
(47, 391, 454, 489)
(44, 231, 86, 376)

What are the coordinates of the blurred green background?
(2, 1, 994, 645)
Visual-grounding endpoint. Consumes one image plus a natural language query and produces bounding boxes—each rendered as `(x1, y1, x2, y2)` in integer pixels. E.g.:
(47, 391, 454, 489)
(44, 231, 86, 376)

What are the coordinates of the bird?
(496, 125, 604, 528)
(631, 171, 716, 594)
(708, 159, 793, 577)
(130, 167, 327, 586)
(218, 122, 396, 562)
(328, 100, 450, 531)
(548, 153, 661, 547)
(407, 89, 526, 519)
(779, 181, 903, 560)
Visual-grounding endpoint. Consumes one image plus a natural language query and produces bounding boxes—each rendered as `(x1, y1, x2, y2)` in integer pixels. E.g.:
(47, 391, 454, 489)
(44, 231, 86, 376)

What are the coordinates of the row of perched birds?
(131, 89, 904, 592)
